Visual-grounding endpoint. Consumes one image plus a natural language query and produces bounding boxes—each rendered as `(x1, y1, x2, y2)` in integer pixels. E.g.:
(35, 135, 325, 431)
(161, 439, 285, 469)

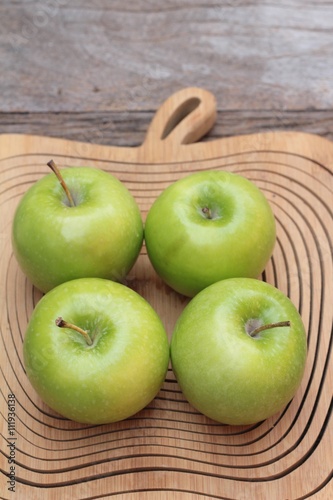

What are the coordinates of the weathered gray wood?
(1, 110, 333, 147)
(1, 0, 333, 113)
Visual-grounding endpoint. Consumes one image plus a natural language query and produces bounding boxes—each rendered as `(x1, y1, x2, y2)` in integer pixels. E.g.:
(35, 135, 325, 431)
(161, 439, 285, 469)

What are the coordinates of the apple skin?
(12, 167, 143, 293)
(144, 170, 276, 297)
(170, 278, 307, 425)
(23, 278, 170, 425)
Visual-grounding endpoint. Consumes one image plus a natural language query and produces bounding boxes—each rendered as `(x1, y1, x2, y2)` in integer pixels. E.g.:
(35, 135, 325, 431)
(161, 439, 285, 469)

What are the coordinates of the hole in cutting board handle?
(142, 87, 217, 152)
(161, 97, 201, 140)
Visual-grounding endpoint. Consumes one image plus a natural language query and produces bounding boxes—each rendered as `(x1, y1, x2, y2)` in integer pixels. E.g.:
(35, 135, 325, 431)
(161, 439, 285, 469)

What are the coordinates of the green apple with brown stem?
(171, 278, 307, 425)
(23, 277, 170, 425)
(12, 160, 143, 293)
(144, 170, 276, 297)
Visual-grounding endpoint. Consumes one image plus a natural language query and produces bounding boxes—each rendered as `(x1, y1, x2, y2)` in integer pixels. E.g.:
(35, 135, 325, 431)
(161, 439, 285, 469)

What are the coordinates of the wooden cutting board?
(1, 87, 332, 499)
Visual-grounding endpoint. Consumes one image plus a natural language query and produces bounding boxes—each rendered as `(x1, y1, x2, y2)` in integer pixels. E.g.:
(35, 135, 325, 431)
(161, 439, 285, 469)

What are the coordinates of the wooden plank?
(1, 110, 333, 147)
(1, 87, 333, 498)
(2, 0, 333, 112)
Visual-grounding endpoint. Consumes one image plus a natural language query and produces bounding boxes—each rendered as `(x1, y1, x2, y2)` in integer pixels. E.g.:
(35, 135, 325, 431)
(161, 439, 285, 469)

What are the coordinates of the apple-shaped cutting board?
(1, 88, 332, 499)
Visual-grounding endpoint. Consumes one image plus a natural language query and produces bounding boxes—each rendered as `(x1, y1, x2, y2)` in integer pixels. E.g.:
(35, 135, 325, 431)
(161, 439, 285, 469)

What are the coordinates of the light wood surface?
(1, 87, 333, 499)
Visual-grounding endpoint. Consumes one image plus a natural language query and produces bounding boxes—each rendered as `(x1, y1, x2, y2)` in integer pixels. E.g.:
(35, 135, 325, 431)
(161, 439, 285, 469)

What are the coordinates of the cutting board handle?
(142, 87, 217, 151)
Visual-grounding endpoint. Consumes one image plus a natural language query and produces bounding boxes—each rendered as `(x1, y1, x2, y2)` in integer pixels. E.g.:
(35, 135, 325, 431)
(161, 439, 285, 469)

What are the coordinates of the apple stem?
(202, 207, 212, 219)
(55, 317, 93, 346)
(250, 320, 291, 337)
(47, 160, 75, 207)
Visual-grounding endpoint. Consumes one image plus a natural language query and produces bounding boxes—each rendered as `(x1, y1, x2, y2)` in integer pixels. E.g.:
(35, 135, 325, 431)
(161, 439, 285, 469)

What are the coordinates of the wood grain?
(2, 0, 333, 113)
(3, 0, 333, 159)
(2, 109, 333, 148)
(1, 87, 333, 499)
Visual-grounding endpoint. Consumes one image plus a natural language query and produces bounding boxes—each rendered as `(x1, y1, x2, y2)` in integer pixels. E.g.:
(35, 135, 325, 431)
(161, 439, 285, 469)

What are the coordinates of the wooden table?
(1, 2, 333, 499)
(2, 0, 333, 144)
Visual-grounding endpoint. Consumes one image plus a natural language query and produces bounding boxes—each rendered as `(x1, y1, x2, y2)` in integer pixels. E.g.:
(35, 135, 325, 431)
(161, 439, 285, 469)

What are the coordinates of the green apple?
(12, 162, 143, 293)
(144, 170, 276, 297)
(170, 278, 307, 425)
(23, 277, 170, 425)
